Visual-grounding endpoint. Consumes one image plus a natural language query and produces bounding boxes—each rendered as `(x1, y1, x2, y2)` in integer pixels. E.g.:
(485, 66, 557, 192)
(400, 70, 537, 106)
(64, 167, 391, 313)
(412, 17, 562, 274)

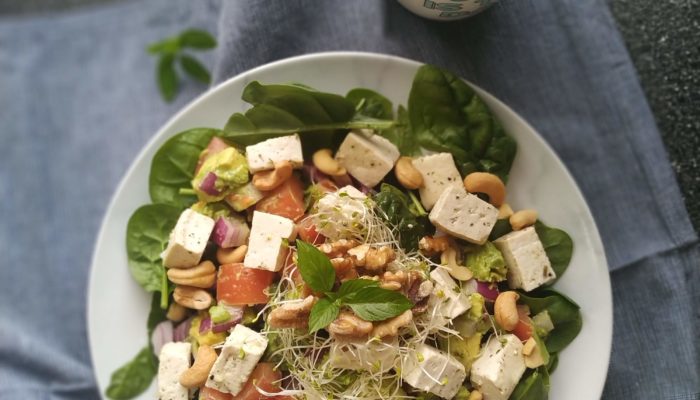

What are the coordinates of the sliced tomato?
(297, 217, 325, 245)
(199, 386, 233, 400)
(234, 363, 291, 400)
(512, 306, 533, 341)
(255, 175, 305, 221)
(217, 263, 275, 305)
(195, 137, 231, 174)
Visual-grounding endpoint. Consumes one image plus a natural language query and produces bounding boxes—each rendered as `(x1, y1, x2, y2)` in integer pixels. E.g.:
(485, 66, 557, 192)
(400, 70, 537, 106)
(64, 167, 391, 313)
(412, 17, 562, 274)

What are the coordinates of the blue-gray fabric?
(0, 0, 697, 399)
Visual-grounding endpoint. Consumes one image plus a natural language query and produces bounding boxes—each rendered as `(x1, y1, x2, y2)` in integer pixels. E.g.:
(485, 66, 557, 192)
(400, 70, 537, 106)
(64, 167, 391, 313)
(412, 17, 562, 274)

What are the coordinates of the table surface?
(1, 0, 698, 232)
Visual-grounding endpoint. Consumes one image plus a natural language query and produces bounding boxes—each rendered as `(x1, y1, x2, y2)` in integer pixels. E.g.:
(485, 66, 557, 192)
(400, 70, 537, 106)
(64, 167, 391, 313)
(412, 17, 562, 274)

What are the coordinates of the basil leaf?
(510, 368, 550, 400)
(534, 221, 573, 280)
(157, 54, 178, 102)
(374, 184, 432, 251)
(149, 128, 219, 208)
(346, 88, 393, 119)
(336, 278, 380, 299)
(519, 289, 582, 353)
(179, 54, 211, 84)
(105, 346, 157, 399)
(308, 298, 340, 333)
(126, 204, 181, 292)
(295, 240, 336, 293)
(345, 287, 413, 321)
(178, 28, 217, 49)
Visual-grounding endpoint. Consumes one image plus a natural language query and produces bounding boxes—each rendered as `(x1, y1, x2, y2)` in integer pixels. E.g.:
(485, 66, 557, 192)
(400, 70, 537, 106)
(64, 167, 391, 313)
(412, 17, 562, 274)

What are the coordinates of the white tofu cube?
(470, 334, 526, 400)
(493, 226, 556, 291)
(161, 209, 215, 268)
(244, 211, 297, 272)
(428, 268, 472, 327)
(245, 134, 304, 173)
(157, 342, 191, 400)
(313, 186, 367, 241)
(403, 343, 467, 399)
(335, 130, 400, 188)
(413, 153, 463, 210)
(429, 186, 499, 245)
(206, 324, 268, 395)
(329, 338, 399, 372)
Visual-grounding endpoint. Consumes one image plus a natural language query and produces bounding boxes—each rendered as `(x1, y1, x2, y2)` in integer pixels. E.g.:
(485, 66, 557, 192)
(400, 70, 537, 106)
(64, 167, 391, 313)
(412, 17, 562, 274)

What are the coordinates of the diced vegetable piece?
(217, 263, 275, 305)
(532, 310, 555, 338)
(233, 362, 289, 400)
(200, 386, 233, 400)
(199, 171, 221, 196)
(512, 306, 534, 341)
(465, 242, 507, 283)
(212, 215, 250, 248)
(189, 316, 227, 346)
(225, 182, 264, 211)
(255, 175, 305, 221)
(195, 136, 231, 175)
(297, 218, 325, 245)
(438, 332, 483, 372)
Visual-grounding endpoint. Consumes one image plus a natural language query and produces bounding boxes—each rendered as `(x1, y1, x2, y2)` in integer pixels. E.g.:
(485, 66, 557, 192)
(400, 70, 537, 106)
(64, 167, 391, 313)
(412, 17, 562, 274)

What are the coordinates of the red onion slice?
(151, 320, 174, 356)
(476, 281, 500, 301)
(199, 316, 212, 334)
(199, 172, 221, 196)
(172, 316, 194, 342)
(212, 216, 250, 248)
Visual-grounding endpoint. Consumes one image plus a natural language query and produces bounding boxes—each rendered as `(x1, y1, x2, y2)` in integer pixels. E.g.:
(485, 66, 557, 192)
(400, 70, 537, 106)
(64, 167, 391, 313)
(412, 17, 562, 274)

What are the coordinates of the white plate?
(88, 52, 612, 399)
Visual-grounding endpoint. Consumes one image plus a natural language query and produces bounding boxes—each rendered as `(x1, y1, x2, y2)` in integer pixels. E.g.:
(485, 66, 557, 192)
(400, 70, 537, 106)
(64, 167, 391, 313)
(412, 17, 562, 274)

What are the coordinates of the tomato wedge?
(255, 175, 305, 221)
(234, 363, 291, 400)
(512, 306, 533, 341)
(297, 217, 325, 245)
(217, 263, 275, 305)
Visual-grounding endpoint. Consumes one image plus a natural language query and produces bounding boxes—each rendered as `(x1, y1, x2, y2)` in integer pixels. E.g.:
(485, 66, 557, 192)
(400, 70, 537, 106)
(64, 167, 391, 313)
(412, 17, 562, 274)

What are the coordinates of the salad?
(106, 65, 581, 400)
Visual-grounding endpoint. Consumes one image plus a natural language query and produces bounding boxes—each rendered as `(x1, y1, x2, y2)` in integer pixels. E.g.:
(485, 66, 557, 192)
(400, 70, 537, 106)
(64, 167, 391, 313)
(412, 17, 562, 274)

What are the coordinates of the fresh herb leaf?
(518, 289, 582, 353)
(534, 221, 573, 280)
(308, 297, 340, 333)
(179, 54, 211, 84)
(374, 184, 432, 251)
(149, 128, 219, 208)
(157, 54, 178, 102)
(126, 204, 181, 292)
(335, 278, 380, 298)
(295, 240, 336, 293)
(345, 287, 413, 321)
(147, 37, 179, 55)
(105, 346, 157, 399)
(178, 28, 217, 50)
(346, 88, 393, 119)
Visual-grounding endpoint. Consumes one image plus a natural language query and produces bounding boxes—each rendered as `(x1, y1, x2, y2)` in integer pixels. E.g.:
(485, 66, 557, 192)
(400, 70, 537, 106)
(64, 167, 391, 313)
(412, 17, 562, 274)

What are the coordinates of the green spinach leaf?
(407, 65, 517, 181)
(488, 218, 513, 241)
(379, 105, 420, 156)
(510, 367, 550, 400)
(519, 289, 583, 353)
(346, 88, 393, 119)
(126, 204, 181, 293)
(535, 221, 574, 280)
(374, 184, 432, 252)
(149, 128, 219, 208)
(105, 346, 157, 399)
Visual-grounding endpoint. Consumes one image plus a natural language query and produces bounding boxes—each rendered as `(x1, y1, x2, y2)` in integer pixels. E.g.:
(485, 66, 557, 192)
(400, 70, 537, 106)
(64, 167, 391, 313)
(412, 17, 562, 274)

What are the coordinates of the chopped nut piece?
(372, 310, 413, 338)
(268, 296, 317, 329)
(318, 239, 360, 258)
(330, 257, 359, 282)
(328, 311, 373, 339)
(419, 235, 451, 256)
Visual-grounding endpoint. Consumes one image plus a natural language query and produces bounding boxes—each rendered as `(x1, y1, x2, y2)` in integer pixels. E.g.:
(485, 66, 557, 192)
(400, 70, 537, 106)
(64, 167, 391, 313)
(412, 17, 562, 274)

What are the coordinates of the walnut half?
(268, 296, 317, 329)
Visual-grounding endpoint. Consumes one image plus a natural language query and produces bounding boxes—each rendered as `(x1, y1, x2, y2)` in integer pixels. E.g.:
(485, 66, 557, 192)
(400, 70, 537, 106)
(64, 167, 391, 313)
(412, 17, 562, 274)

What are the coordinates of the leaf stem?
(178, 188, 196, 195)
(160, 265, 168, 309)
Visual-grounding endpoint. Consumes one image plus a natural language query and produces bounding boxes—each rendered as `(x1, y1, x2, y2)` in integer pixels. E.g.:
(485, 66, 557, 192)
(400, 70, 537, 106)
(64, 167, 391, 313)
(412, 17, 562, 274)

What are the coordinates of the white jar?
(397, 0, 496, 21)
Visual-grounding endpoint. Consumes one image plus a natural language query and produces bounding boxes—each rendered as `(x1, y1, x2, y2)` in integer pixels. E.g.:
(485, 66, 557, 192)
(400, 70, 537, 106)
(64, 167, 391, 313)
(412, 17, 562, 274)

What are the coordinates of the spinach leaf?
(519, 289, 583, 353)
(510, 367, 550, 400)
(149, 128, 219, 208)
(407, 65, 517, 181)
(105, 346, 157, 399)
(379, 105, 421, 156)
(126, 204, 181, 293)
(346, 88, 393, 119)
(146, 293, 168, 363)
(222, 81, 394, 146)
(535, 221, 574, 280)
(488, 218, 513, 241)
(373, 184, 432, 252)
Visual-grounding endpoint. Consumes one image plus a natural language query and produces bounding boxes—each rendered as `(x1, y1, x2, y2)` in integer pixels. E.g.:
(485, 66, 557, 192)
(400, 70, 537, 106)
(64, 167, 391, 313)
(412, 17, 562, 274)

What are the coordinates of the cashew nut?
(328, 311, 373, 339)
(394, 157, 424, 190)
(494, 291, 520, 331)
(498, 203, 514, 219)
(522, 337, 537, 356)
(522, 337, 545, 368)
(167, 260, 216, 288)
(441, 247, 474, 281)
(179, 345, 217, 388)
(252, 161, 293, 191)
(372, 310, 413, 338)
(173, 285, 213, 310)
(268, 295, 317, 329)
(510, 209, 538, 231)
(463, 172, 506, 207)
(468, 390, 483, 400)
(418, 235, 451, 256)
(216, 245, 247, 265)
(313, 149, 347, 176)
(166, 302, 187, 322)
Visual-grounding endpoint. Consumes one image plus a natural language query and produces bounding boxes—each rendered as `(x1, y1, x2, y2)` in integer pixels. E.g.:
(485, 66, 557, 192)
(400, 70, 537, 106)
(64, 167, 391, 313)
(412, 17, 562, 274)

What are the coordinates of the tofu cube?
(403, 343, 467, 399)
(161, 209, 215, 268)
(493, 226, 556, 291)
(206, 324, 268, 395)
(157, 342, 192, 400)
(335, 130, 400, 188)
(245, 134, 304, 173)
(470, 334, 526, 400)
(329, 338, 399, 372)
(428, 267, 472, 327)
(244, 211, 297, 272)
(429, 186, 499, 245)
(413, 153, 463, 210)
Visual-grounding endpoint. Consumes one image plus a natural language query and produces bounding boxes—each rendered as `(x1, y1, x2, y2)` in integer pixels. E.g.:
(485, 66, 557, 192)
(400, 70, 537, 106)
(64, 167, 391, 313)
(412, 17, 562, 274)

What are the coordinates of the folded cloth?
(0, 0, 697, 399)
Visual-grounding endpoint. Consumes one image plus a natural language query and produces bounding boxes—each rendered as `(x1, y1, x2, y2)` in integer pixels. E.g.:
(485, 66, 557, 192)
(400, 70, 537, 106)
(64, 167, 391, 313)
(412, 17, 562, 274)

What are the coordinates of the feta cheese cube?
(413, 153, 463, 210)
(335, 130, 400, 188)
(403, 343, 467, 399)
(244, 211, 297, 272)
(428, 267, 472, 327)
(245, 134, 304, 173)
(470, 334, 526, 400)
(313, 186, 368, 240)
(157, 342, 192, 400)
(493, 226, 556, 291)
(429, 186, 499, 245)
(206, 324, 268, 395)
(161, 209, 216, 268)
(329, 338, 399, 372)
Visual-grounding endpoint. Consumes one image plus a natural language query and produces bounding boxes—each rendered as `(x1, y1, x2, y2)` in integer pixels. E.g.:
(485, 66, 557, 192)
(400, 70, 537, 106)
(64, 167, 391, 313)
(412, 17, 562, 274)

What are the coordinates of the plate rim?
(87, 51, 612, 398)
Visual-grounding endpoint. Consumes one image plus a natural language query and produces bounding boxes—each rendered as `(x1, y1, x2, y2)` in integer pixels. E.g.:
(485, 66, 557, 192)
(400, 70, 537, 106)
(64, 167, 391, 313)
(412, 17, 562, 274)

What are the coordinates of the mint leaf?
(179, 55, 211, 84)
(295, 240, 335, 293)
(336, 278, 380, 299)
(157, 54, 178, 102)
(147, 37, 180, 55)
(179, 29, 217, 49)
(345, 287, 413, 321)
(308, 298, 340, 333)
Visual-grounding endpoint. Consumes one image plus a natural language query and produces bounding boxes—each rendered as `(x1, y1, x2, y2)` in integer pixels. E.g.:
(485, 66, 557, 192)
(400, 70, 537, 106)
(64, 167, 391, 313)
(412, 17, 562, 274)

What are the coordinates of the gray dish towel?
(0, 0, 697, 399)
